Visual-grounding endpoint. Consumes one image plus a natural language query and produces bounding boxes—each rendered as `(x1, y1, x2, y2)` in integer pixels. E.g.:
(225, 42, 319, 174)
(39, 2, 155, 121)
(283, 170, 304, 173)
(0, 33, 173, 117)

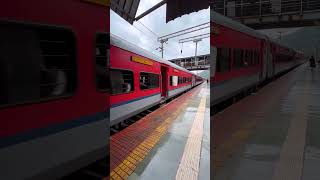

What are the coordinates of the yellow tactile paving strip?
(109, 100, 192, 180)
(272, 83, 310, 180)
(175, 95, 207, 180)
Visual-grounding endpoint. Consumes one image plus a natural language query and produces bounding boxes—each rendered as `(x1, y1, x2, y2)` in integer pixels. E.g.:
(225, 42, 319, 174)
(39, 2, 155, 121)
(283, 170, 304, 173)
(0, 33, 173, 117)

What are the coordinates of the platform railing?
(212, 0, 320, 18)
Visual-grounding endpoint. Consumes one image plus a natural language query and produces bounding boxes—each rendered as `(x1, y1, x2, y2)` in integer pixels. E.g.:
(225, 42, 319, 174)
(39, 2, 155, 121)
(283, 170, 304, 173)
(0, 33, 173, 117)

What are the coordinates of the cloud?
(111, 0, 210, 60)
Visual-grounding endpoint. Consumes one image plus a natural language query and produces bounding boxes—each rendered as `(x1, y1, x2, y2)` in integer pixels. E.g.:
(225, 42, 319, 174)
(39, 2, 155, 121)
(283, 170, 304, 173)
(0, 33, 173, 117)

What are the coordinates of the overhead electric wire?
(128, 22, 179, 58)
(129, 24, 164, 55)
(111, 8, 185, 59)
(179, 36, 210, 43)
(158, 22, 210, 41)
(164, 26, 210, 40)
(132, 24, 158, 42)
(136, 21, 159, 38)
(121, 14, 209, 60)
(179, 33, 210, 42)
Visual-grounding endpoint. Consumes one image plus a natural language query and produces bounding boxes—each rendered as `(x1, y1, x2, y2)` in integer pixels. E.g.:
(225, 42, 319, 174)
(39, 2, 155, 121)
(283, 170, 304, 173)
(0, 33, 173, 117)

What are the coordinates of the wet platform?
(213, 63, 320, 180)
(109, 82, 210, 180)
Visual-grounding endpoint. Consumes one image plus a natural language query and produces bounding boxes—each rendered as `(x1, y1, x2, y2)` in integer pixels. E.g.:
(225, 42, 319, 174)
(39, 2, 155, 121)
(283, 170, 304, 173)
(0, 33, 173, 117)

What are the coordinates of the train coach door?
(161, 66, 168, 98)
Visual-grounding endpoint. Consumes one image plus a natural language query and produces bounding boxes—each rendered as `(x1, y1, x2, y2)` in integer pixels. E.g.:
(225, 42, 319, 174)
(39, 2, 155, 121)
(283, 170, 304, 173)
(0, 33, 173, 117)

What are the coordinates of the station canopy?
(110, 0, 141, 24)
(166, 0, 208, 23)
(110, 0, 209, 24)
(82, 0, 110, 6)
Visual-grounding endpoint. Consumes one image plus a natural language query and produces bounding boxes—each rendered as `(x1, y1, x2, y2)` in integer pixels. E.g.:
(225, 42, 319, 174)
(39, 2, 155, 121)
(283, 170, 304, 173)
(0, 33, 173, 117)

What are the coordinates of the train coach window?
(250, 51, 255, 65)
(183, 77, 186, 83)
(140, 72, 159, 90)
(110, 69, 134, 94)
(244, 50, 253, 66)
(95, 33, 109, 92)
(216, 48, 230, 72)
(254, 51, 260, 65)
(170, 76, 178, 86)
(234, 49, 244, 68)
(178, 77, 183, 84)
(0, 21, 76, 107)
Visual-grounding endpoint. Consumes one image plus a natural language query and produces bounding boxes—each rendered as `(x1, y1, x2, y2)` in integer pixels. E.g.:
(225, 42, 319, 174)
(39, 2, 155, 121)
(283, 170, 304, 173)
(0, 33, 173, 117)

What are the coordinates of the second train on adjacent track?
(211, 10, 306, 106)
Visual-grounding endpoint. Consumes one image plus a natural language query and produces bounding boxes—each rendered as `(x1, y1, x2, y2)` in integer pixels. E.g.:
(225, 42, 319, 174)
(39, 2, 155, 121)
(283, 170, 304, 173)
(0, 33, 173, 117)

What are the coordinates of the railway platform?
(213, 63, 320, 180)
(109, 82, 210, 180)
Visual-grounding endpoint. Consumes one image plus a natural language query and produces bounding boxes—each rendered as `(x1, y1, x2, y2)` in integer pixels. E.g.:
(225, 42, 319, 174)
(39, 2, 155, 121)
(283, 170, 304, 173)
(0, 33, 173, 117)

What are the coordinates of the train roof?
(268, 38, 293, 50)
(211, 10, 266, 40)
(110, 33, 197, 75)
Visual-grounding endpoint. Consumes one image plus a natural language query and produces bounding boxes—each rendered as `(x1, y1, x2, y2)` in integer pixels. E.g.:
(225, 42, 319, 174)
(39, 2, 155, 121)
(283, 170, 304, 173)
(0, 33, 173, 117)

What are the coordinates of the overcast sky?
(111, 0, 210, 60)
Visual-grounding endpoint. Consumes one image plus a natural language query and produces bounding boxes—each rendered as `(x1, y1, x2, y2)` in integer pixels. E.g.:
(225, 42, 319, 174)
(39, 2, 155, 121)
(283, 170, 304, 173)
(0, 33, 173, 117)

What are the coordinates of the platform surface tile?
(110, 83, 210, 180)
(213, 63, 320, 180)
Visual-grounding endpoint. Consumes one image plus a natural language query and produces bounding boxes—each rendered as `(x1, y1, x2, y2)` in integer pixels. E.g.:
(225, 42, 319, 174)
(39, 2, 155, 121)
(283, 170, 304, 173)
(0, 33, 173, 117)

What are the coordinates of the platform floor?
(213, 63, 320, 180)
(110, 82, 210, 180)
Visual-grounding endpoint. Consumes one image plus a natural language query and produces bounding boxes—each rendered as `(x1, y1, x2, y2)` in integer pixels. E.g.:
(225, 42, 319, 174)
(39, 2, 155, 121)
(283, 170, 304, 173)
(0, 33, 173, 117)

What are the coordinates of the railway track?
(59, 84, 202, 179)
(110, 87, 193, 136)
(60, 156, 109, 180)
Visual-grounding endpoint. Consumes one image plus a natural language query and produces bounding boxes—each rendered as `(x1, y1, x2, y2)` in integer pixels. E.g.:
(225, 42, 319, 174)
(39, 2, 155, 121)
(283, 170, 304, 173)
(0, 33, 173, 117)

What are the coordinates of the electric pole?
(193, 38, 202, 75)
(156, 38, 168, 58)
(157, 22, 209, 58)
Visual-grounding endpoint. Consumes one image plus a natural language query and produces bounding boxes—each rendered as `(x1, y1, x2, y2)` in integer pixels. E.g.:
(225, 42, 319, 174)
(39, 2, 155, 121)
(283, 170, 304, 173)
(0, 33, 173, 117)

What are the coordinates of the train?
(210, 10, 306, 106)
(110, 34, 204, 126)
(0, 1, 204, 178)
(0, 1, 109, 179)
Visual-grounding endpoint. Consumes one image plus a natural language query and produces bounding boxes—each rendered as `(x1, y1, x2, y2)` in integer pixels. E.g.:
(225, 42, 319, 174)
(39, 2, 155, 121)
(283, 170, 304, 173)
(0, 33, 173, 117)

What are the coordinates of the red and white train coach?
(110, 34, 203, 126)
(0, 1, 109, 179)
(211, 10, 305, 106)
